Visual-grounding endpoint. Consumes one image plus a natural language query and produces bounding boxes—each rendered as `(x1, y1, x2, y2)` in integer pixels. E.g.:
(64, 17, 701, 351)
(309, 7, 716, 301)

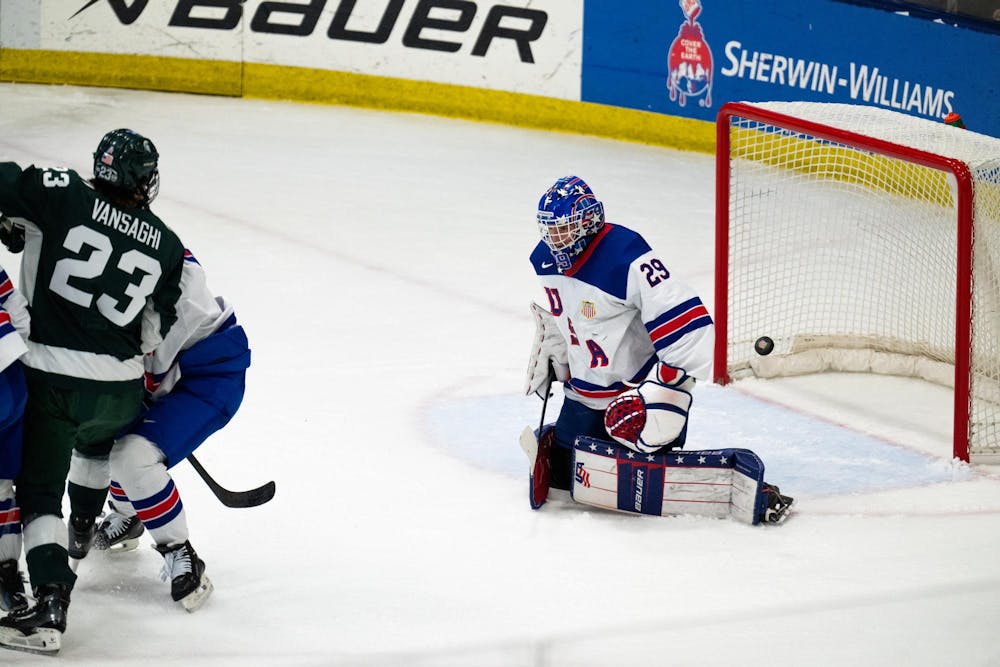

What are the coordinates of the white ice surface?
(0, 83, 998, 666)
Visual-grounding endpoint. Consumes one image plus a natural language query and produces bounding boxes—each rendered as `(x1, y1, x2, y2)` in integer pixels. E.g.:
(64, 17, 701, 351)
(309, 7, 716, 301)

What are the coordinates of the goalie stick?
(187, 454, 275, 508)
(518, 371, 555, 510)
(537, 369, 554, 433)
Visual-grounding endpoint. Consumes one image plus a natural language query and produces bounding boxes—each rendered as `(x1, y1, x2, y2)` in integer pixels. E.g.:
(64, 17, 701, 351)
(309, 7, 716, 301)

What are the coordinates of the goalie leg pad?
(571, 437, 776, 524)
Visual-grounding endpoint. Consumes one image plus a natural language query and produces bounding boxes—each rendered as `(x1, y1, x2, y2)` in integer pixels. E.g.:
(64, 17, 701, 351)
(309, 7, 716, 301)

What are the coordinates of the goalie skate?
(762, 483, 794, 524)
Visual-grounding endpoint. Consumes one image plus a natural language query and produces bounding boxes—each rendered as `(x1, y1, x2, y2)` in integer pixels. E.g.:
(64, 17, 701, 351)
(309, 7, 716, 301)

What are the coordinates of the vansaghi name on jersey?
(91, 199, 163, 250)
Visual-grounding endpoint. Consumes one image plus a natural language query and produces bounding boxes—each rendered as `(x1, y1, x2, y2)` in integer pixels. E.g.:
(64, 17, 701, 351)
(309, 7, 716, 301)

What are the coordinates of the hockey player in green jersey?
(0, 129, 185, 655)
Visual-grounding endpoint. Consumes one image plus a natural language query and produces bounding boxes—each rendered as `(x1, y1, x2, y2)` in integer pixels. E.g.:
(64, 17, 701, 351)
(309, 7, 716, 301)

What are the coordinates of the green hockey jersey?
(0, 163, 184, 388)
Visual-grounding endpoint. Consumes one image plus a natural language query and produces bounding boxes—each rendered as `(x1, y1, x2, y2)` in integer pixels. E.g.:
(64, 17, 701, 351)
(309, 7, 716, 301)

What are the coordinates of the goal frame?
(713, 101, 976, 462)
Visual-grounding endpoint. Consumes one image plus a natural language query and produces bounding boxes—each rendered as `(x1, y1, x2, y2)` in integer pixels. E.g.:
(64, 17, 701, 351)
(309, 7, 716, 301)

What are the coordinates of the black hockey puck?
(754, 336, 774, 356)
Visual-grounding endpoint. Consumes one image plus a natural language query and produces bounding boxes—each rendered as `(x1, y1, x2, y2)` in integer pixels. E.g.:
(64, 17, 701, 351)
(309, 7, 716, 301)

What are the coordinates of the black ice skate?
(94, 511, 145, 553)
(67, 514, 96, 563)
(0, 559, 27, 612)
(761, 483, 794, 524)
(156, 541, 213, 612)
(0, 583, 70, 655)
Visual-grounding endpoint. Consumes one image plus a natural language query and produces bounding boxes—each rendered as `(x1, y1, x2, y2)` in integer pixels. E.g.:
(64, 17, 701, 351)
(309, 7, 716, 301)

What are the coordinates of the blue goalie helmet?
(536, 175, 605, 270)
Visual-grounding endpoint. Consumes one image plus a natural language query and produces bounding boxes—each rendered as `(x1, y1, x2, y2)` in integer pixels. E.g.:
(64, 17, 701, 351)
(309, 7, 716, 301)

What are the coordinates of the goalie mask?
(93, 128, 160, 206)
(537, 175, 605, 271)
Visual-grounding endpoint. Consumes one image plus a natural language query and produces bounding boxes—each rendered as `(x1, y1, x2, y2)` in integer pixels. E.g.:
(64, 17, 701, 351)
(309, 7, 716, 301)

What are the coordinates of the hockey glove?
(0, 216, 24, 254)
(524, 302, 569, 397)
(604, 380, 692, 454)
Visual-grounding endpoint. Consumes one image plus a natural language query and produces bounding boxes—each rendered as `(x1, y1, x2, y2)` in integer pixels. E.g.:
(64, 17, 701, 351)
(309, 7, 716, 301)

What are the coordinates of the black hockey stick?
(187, 454, 275, 508)
(537, 369, 554, 432)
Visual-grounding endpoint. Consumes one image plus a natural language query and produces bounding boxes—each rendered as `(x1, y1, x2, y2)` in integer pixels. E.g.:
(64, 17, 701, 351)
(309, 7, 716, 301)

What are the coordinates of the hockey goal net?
(714, 101, 1000, 463)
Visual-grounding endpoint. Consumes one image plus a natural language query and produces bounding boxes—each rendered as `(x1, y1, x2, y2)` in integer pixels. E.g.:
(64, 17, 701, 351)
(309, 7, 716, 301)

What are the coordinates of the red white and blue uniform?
(0, 266, 28, 562)
(531, 223, 713, 406)
(109, 251, 250, 544)
(530, 223, 714, 479)
(135, 250, 249, 467)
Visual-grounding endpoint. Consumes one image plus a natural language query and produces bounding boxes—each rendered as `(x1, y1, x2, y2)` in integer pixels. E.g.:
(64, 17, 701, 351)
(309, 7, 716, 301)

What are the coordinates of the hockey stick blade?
(187, 454, 276, 508)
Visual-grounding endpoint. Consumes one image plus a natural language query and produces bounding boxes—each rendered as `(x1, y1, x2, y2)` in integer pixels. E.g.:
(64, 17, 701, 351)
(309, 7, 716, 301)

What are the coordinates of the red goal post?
(714, 101, 1000, 463)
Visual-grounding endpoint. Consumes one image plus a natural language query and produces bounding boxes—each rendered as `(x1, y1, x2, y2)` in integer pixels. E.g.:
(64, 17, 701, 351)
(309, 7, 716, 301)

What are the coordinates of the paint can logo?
(666, 0, 713, 108)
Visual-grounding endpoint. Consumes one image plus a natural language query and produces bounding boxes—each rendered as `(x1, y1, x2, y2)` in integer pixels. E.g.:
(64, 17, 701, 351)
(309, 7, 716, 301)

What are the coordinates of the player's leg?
(4, 377, 81, 649)
(107, 435, 213, 611)
(109, 430, 205, 610)
(66, 450, 109, 563)
(2, 375, 143, 652)
(107, 373, 242, 611)
(107, 434, 186, 549)
(0, 362, 26, 612)
(65, 387, 145, 563)
(0, 480, 24, 613)
(105, 438, 212, 612)
(108, 371, 242, 545)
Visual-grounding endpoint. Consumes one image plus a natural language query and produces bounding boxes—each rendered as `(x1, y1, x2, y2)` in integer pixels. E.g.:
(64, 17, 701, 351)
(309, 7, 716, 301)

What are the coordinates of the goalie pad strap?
(571, 437, 767, 524)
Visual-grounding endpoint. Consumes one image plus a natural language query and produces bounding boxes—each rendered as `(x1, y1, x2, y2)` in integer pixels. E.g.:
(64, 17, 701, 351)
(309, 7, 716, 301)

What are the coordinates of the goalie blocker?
(571, 436, 792, 524)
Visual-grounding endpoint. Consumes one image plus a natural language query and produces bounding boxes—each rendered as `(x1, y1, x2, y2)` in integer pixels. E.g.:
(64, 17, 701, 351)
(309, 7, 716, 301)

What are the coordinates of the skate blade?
(0, 626, 61, 655)
(180, 574, 213, 613)
(107, 537, 140, 553)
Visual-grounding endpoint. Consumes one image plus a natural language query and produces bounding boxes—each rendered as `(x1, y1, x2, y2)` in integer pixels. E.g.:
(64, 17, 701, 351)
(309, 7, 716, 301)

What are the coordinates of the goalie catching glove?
(524, 302, 569, 397)
(604, 377, 692, 454)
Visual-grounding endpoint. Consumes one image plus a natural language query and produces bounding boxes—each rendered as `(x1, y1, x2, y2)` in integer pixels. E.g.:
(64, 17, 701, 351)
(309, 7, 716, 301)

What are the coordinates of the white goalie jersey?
(529, 223, 714, 410)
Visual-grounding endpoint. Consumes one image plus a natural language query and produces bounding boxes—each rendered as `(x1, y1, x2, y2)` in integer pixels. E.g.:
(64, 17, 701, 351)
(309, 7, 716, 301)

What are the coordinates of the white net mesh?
(720, 102, 1000, 462)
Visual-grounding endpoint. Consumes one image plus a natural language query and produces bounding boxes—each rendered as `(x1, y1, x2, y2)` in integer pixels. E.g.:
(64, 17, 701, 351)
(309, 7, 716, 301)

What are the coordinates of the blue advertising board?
(582, 0, 1000, 137)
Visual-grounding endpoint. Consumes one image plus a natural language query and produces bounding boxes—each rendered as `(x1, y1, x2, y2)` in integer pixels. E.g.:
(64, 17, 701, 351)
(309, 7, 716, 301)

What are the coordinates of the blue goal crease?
(424, 390, 971, 498)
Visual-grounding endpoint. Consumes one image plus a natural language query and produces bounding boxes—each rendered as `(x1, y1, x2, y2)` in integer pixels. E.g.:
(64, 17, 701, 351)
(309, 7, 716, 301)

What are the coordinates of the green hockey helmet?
(93, 128, 160, 205)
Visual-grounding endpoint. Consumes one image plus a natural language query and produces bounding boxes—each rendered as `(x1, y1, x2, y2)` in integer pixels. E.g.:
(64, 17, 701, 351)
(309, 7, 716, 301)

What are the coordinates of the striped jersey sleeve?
(629, 251, 714, 381)
(0, 266, 28, 372)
